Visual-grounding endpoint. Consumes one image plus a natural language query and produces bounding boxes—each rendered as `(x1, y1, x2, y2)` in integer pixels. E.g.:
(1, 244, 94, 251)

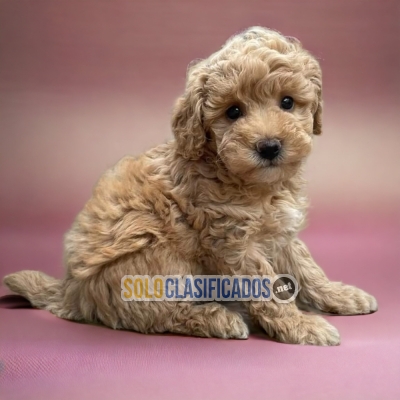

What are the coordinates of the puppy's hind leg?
(99, 252, 249, 339)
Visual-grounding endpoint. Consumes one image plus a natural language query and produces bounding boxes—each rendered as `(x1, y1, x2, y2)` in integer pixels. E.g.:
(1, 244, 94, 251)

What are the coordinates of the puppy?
(3, 27, 377, 345)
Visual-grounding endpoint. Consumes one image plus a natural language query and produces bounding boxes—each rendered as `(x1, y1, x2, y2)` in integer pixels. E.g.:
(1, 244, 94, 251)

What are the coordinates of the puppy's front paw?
(203, 306, 249, 339)
(318, 283, 378, 315)
(283, 314, 341, 346)
(260, 313, 340, 346)
(222, 311, 250, 340)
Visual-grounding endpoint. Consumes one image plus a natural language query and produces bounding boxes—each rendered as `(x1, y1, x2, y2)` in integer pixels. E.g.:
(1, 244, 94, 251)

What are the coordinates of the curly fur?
(3, 27, 377, 345)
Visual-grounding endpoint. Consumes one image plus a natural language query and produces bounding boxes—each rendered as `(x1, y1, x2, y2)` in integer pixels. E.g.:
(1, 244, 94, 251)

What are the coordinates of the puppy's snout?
(256, 139, 282, 160)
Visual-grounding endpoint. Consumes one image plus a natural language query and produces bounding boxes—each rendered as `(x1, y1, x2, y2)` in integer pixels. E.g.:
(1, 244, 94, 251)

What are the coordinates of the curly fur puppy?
(3, 27, 377, 345)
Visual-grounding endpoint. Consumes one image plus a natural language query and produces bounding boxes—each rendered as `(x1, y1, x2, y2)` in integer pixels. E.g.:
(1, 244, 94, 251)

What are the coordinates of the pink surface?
(1, 0, 399, 399)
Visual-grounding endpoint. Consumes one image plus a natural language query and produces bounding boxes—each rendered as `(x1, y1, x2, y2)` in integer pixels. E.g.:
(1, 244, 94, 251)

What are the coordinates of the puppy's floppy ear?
(172, 62, 208, 160)
(285, 35, 322, 135)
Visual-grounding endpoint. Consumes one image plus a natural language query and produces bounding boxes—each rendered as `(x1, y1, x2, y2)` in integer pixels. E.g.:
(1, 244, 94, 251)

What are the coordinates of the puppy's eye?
(226, 105, 243, 120)
(280, 96, 294, 110)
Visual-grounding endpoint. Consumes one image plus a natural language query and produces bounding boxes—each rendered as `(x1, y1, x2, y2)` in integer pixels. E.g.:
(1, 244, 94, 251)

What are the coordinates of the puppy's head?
(172, 27, 322, 184)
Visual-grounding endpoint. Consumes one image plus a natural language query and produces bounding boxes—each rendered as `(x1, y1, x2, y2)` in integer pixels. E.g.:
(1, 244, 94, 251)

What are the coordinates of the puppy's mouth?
(255, 152, 284, 168)
(265, 158, 281, 167)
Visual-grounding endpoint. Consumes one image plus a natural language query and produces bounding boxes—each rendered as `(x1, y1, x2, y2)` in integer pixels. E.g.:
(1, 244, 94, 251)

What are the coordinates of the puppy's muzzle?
(256, 139, 282, 160)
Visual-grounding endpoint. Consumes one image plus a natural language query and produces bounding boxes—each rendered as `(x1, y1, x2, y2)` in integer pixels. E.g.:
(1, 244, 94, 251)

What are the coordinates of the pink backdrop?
(0, 1, 399, 399)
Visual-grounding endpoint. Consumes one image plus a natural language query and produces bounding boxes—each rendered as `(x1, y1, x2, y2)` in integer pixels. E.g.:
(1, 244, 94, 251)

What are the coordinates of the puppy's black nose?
(256, 139, 282, 160)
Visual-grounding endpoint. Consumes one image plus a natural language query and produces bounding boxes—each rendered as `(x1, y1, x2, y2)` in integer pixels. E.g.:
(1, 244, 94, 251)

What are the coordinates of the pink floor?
(1, 215, 399, 400)
(1, 1, 399, 398)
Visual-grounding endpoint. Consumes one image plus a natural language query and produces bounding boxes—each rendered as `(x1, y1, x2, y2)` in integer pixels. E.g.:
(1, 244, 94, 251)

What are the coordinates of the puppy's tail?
(3, 270, 63, 311)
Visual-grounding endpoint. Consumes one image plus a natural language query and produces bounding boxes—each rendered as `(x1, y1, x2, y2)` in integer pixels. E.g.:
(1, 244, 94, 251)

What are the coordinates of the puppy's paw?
(221, 311, 249, 340)
(263, 314, 341, 346)
(197, 304, 249, 339)
(319, 283, 378, 315)
(293, 314, 341, 346)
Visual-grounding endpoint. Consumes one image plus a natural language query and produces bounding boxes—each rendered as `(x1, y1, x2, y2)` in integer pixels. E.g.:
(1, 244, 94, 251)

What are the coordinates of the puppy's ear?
(172, 62, 208, 160)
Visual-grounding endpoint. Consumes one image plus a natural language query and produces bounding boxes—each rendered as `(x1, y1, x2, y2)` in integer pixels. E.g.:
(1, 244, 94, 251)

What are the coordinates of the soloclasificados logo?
(121, 275, 298, 303)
